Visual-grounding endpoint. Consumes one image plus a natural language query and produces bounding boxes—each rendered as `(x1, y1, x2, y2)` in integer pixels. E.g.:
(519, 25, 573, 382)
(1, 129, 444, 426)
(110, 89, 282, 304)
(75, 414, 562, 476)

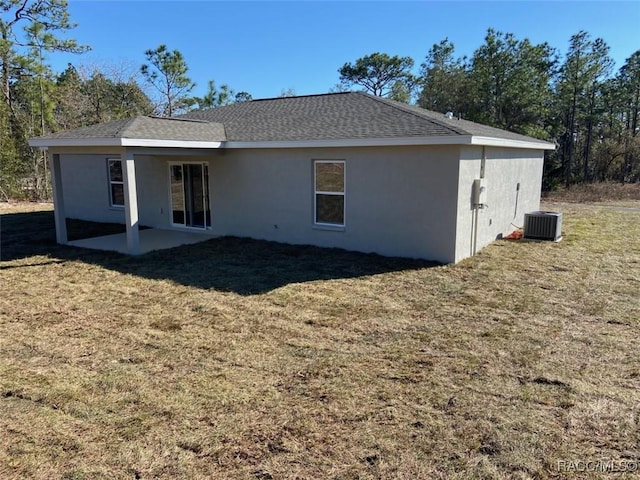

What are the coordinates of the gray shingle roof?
(180, 92, 552, 146)
(30, 91, 553, 148)
(35, 116, 226, 142)
(368, 95, 552, 144)
(181, 92, 465, 141)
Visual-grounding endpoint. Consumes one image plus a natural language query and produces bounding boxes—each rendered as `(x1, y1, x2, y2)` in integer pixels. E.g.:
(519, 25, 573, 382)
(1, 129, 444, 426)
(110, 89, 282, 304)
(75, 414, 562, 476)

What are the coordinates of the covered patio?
(28, 116, 226, 255)
(68, 228, 213, 255)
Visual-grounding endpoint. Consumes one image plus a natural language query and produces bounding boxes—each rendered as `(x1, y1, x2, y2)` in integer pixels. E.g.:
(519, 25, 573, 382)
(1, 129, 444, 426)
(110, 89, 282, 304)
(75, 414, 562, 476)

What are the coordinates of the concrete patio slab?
(68, 228, 214, 254)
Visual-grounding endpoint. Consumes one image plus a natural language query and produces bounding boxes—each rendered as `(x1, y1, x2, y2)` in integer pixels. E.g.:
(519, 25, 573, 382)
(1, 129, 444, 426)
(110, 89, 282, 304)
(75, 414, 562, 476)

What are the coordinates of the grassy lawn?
(1, 201, 639, 479)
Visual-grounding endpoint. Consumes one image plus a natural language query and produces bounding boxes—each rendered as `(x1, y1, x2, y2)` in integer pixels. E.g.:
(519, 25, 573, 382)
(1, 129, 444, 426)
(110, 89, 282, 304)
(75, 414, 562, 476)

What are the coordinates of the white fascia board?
(29, 134, 554, 151)
(470, 136, 556, 150)
(223, 135, 555, 150)
(223, 136, 474, 149)
(28, 137, 223, 149)
(120, 138, 223, 148)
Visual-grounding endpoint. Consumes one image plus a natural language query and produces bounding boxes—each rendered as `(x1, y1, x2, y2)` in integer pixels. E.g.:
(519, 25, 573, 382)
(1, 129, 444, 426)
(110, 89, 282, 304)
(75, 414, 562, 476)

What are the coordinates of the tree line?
(1, 1, 638, 201)
(338, 31, 640, 189)
(0, 1, 250, 200)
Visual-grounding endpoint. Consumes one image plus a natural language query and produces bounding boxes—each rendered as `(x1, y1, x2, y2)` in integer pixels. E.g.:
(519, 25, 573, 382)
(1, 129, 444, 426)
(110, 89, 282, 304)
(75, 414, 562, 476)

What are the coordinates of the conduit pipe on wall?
(471, 146, 487, 256)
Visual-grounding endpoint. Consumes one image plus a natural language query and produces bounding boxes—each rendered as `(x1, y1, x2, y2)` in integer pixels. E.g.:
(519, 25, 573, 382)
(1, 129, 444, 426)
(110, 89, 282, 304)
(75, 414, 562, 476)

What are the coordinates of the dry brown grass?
(543, 181, 640, 204)
(1, 201, 639, 479)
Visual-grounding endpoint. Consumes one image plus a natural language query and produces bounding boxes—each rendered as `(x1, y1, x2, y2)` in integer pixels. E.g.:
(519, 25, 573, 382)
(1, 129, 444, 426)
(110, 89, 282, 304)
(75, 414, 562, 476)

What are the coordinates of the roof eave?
(223, 135, 555, 150)
(470, 136, 556, 150)
(223, 136, 474, 149)
(28, 134, 555, 151)
(28, 137, 224, 149)
(120, 138, 224, 148)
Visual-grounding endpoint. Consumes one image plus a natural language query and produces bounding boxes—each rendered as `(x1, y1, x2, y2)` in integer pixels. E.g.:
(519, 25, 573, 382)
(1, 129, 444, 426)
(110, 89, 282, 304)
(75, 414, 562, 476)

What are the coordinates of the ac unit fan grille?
(523, 211, 563, 241)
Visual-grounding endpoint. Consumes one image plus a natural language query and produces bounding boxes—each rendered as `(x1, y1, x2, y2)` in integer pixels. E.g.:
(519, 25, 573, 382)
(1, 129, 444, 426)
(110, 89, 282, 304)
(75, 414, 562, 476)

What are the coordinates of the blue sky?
(50, 1, 640, 100)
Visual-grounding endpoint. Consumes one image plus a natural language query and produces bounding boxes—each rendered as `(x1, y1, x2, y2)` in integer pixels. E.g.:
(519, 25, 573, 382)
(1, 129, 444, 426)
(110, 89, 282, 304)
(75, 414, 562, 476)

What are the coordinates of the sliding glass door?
(170, 163, 211, 229)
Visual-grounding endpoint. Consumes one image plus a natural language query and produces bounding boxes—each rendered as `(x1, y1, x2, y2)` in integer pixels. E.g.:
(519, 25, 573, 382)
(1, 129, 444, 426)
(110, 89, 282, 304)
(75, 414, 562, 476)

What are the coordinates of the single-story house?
(29, 92, 555, 263)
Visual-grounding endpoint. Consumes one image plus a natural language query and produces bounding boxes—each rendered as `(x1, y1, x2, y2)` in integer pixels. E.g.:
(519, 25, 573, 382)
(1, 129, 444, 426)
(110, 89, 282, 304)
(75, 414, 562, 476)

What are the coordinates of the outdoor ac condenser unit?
(523, 211, 563, 241)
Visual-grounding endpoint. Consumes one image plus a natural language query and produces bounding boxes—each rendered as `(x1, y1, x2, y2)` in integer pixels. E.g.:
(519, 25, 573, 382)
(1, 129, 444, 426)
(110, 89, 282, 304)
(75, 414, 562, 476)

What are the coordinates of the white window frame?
(107, 158, 124, 208)
(313, 159, 345, 227)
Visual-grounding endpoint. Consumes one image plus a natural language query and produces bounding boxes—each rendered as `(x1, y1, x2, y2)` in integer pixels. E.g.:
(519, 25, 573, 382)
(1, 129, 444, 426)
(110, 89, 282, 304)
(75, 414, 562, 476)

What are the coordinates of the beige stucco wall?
(58, 153, 197, 229)
(208, 145, 461, 262)
(134, 155, 173, 228)
(454, 146, 544, 262)
(59, 154, 127, 224)
(56, 144, 544, 264)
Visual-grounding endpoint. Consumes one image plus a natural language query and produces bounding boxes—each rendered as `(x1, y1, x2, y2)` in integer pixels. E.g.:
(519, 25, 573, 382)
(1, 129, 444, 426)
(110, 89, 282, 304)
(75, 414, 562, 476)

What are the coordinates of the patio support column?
(122, 148, 140, 254)
(50, 152, 67, 244)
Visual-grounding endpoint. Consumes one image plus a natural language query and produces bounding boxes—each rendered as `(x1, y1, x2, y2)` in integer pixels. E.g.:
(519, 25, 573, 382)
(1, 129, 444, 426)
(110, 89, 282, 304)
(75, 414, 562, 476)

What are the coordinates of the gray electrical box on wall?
(473, 178, 487, 206)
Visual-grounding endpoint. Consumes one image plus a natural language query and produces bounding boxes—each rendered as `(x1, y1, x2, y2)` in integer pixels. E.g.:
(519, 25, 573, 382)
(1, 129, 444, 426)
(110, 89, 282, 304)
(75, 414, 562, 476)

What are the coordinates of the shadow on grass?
(1, 211, 133, 260)
(1, 210, 438, 295)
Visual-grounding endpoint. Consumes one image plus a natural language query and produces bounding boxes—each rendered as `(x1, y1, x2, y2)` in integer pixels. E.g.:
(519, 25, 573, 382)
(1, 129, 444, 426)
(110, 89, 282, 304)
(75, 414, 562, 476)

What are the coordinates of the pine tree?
(141, 44, 195, 116)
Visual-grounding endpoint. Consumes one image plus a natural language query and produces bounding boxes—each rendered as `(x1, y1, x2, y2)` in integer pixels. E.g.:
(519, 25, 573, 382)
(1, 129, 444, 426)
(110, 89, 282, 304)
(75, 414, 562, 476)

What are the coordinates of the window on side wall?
(314, 160, 345, 226)
(107, 158, 124, 207)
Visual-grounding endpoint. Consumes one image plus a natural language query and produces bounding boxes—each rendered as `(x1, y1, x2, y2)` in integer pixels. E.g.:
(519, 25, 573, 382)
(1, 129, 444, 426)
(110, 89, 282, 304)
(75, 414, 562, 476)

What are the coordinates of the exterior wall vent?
(524, 211, 563, 241)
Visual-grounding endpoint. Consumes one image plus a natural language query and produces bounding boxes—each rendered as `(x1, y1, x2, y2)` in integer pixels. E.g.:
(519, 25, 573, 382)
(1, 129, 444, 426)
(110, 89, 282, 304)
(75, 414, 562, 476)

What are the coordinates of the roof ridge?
(248, 91, 353, 103)
(113, 116, 139, 137)
(356, 92, 468, 136)
(154, 115, 212, 124)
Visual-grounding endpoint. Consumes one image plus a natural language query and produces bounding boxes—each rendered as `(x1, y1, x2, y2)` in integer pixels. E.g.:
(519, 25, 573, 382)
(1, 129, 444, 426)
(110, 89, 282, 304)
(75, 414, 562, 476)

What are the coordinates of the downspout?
(472, 146, 486, 256)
